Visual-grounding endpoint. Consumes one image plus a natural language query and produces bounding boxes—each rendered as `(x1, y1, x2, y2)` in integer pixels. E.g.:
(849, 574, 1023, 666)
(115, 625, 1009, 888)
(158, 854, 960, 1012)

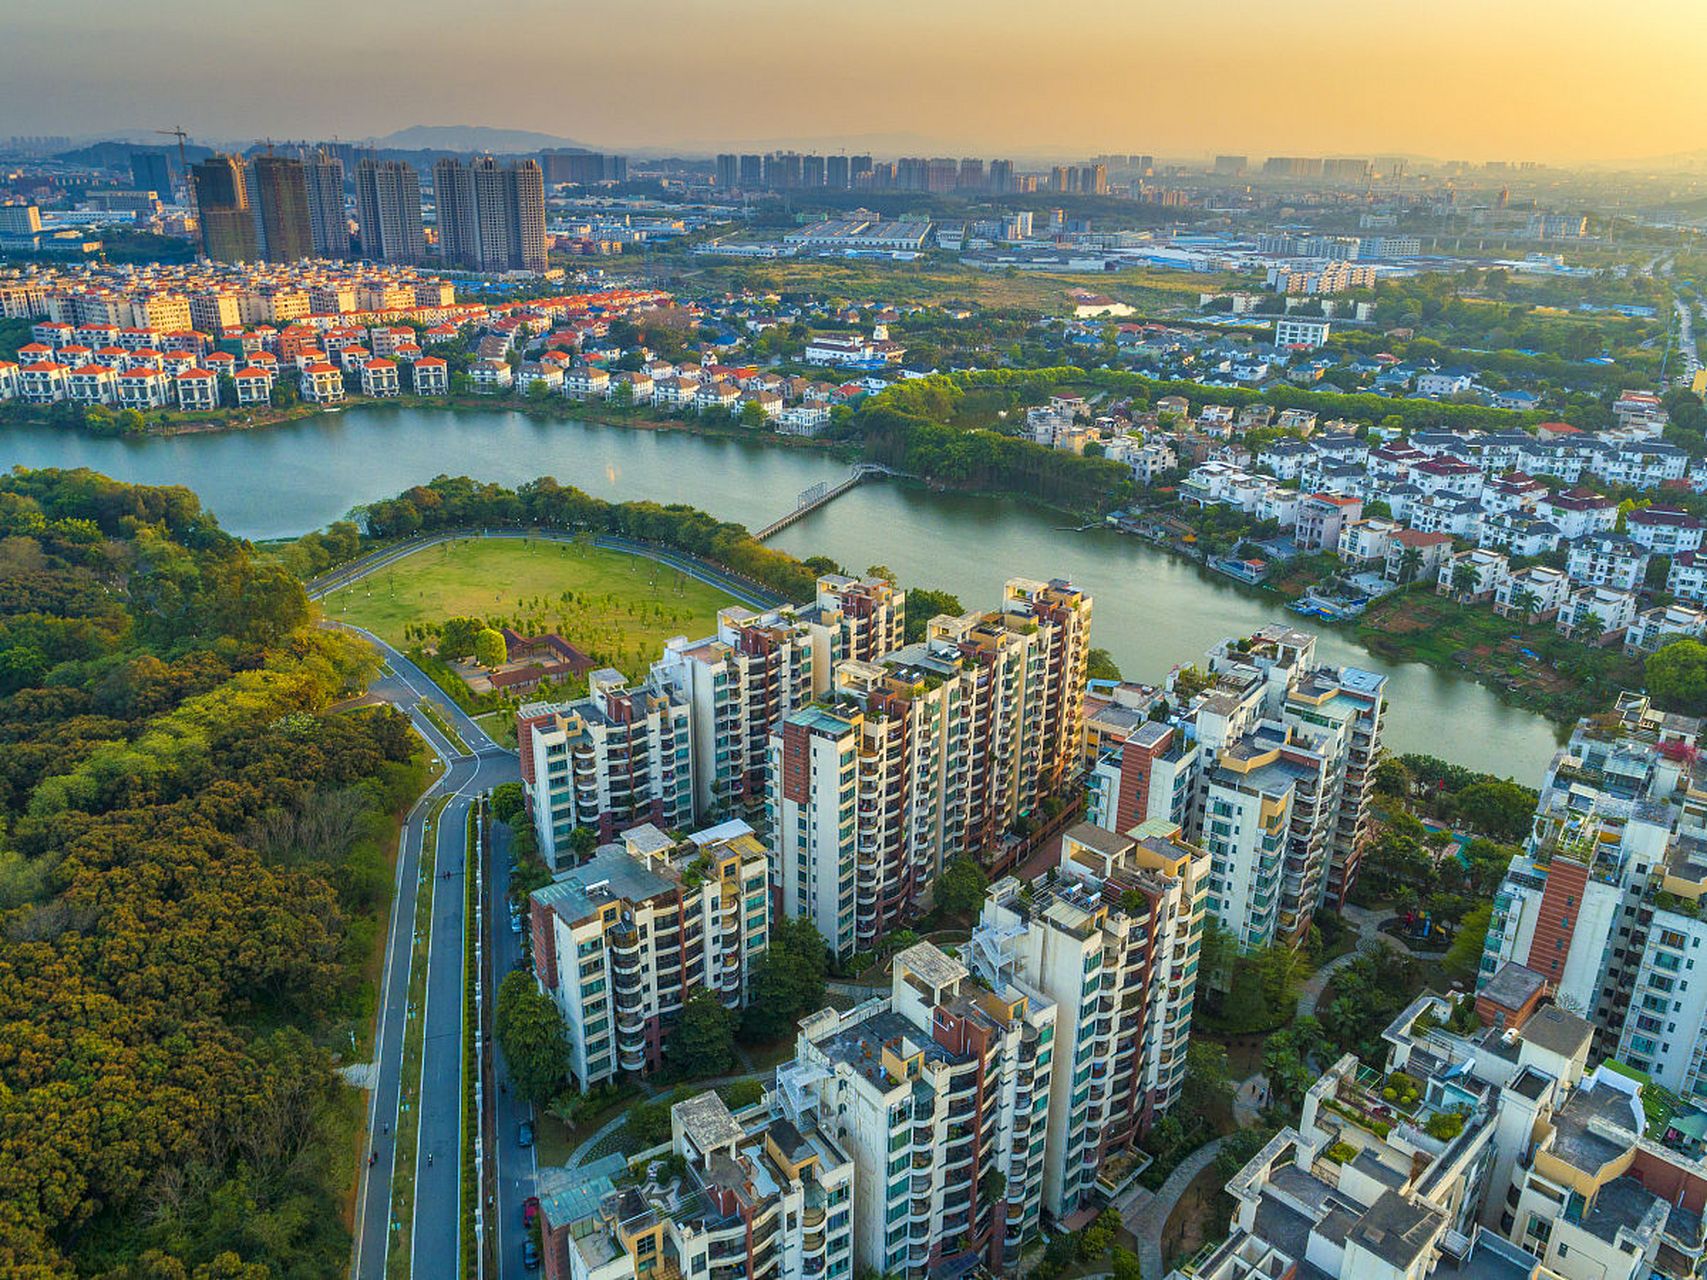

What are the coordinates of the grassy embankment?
(1353, 587, 1642, 723)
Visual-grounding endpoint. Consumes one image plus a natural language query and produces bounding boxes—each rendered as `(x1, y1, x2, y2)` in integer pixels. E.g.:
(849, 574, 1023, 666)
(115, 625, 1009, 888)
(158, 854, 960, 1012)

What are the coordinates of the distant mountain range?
(368, 125, 596, 154)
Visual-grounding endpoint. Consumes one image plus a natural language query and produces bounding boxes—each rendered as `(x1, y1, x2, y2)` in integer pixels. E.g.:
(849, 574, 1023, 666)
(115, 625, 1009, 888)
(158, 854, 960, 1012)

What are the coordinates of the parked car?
(510, 912, 524, 935)
(522, 1240, 540, 1272)
(523, 1195, 540, 1227)
(518, 1120, 534, 1148)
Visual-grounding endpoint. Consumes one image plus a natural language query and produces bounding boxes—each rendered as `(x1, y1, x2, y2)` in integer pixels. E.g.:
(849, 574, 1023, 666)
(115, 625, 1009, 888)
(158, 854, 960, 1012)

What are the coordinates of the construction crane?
(155, 126, 191, 196)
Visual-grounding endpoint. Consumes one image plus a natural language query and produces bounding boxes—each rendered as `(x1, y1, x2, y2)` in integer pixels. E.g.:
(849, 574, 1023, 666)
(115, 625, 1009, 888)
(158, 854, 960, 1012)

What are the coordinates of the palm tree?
(1397, 546, 1423, 584)
(1579, 610, 1606, 642)
(1450, 562, 1479, 601)
(1511, 586, 1541, 620)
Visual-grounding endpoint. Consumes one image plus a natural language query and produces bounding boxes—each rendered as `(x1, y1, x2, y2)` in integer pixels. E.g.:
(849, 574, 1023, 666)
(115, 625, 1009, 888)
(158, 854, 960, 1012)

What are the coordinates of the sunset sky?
(5, 0, 1704, 163)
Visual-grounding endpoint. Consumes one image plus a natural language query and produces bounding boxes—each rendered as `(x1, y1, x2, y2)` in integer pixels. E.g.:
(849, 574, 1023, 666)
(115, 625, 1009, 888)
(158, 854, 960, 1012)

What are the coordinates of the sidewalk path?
(1122, 1137, 1227, 1280)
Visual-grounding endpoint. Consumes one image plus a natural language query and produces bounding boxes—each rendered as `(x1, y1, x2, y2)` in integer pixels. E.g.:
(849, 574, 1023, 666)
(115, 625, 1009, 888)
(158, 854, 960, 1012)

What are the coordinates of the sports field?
(321, 536, 737, 679)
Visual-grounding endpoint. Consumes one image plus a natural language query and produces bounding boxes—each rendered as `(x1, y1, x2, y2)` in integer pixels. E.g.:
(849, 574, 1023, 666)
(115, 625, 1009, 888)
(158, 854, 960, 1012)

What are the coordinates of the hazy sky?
(4, 0, 1704, 163)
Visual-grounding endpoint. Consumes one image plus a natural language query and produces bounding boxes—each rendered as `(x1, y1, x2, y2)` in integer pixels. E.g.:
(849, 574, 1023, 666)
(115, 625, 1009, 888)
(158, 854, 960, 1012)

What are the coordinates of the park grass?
(473, 711, 518, 749)
(320, 536, 740, 680)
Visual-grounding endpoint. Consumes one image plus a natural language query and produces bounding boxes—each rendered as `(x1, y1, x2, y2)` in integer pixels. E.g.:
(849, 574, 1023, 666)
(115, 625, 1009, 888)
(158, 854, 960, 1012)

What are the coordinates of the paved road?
(350, 686, 473, 1280)
(487, 818, 543, 1280)
(342, 630, 519, 1280)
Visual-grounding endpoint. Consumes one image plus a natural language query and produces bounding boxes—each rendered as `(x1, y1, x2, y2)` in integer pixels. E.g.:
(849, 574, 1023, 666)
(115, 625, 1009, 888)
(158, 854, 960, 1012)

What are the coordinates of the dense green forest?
(0, 468, 423, 1277)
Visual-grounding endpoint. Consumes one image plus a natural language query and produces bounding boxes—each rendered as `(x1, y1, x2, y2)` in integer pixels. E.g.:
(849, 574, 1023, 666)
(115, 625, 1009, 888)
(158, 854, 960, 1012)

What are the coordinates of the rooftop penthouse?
(1185, 983, 1707, 1280)
(542, 1089, 853, 1280)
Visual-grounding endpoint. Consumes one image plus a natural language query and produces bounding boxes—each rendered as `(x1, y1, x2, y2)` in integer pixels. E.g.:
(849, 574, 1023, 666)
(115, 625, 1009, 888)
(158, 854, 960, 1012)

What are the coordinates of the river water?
(1, 405, 1563, 778)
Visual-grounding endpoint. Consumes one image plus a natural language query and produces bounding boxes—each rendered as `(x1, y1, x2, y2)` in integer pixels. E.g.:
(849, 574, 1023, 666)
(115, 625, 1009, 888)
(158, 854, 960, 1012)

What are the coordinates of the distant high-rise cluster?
(192, 149, 348, 263)
(353, 158, 423, 263)
(433, 155, 546, 273)
(715, 151, 1037, 194)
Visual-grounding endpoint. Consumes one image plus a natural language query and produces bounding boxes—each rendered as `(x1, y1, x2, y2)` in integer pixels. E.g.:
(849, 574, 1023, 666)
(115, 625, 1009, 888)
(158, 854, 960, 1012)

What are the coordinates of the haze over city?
(5, 0, 1707, 163)
(14, 6, 1707, 1280)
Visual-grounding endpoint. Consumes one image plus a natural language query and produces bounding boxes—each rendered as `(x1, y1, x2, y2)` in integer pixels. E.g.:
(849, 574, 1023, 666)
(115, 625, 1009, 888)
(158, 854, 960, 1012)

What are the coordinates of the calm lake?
(1, 406, 1565, 778)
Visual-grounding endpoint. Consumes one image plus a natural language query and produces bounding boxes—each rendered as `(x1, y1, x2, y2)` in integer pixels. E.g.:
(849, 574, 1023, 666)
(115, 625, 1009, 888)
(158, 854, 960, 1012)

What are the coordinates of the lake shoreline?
(0, 403, 1568, 776)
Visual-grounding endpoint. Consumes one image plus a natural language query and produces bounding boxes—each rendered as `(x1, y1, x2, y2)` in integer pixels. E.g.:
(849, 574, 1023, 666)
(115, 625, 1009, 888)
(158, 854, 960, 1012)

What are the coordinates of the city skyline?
(5, 0, 1707, 167)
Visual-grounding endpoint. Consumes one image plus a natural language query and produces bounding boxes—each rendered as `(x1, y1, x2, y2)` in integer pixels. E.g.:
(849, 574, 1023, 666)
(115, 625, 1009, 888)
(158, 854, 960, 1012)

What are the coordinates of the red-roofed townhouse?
(175, 368, 218, 411)
(360, 358, 400, 398)
(116, 367, 169, 410)
(233, 365, 275, 405)
(66, 363, 118, 405)
(411, 356, 448, 395)
(301, 363, 346, 404)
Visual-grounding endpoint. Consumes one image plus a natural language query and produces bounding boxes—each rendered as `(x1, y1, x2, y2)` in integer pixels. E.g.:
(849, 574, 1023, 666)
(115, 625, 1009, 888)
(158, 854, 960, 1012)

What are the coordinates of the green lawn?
(321, 537, 739, 680)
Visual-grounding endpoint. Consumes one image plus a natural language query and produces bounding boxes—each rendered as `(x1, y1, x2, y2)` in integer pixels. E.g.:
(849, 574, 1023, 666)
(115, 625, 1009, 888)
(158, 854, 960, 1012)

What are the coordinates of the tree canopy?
(495, 970, 571, 1104)
(0, 468, 420, 1276)
(1647, 638, 1707, 717)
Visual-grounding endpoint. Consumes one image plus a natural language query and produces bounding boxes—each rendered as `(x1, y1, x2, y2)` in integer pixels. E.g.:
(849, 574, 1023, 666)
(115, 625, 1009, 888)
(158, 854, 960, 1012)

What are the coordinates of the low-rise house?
(777, 403, 831, 436)
(1299, 457, 1365, 496)
(1557, 585, 1637, 642)
(1566, 532, 1649, 591)
(1257, 439, 1311, 480)
(115, 366, 168, 410)
(1477, 511, 1561, 558)
(1308, 433, 1368, 466)
(515, 361, 564, 395)
(607, 369, 652, 403)
(232, 365, 274, 404)
(1536, 487, 1617, 539)
(1294, 492, 1363, 550)
(739, 389, 783, 419)
(1256, 485, 1301, 527)
(1625, 603, 1707, 655)
(1384, 529, 1454, 584)
(1337, 517, 1403, 566)
(1366, 441, 1426, 483)
(1438, 548, 1510, 603)
(300, 362, 346, 404)
(1409, 492, 1484, 539)
(174, 368, 218, 410)
(1668, 551, 1707, 604)
(562, 364, 609, 399)
(1625, 505, 1704, 557)
(468, 359, 513, 392)
(1415, 365, 1474, 396)
(65, 363, 117, 405)
(360, 358, 400, 398)
(1126, 440, 1181, 484)
(1494, 565, 1571, 620)
(694, 379, 740, 412)
(1411, 456, 1485, 500)
(410, 356, 448, 395)
(1593, 441, 1689, 490)
(1479, 470, 1548, 515)
(18, 361, 68, 403)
